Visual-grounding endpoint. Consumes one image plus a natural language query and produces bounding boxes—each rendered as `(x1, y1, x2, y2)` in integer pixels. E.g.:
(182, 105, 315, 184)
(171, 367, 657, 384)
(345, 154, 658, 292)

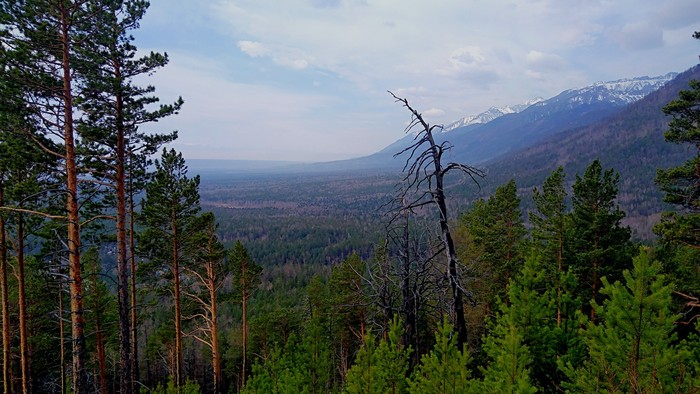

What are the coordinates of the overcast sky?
(133, 0, 700, 162)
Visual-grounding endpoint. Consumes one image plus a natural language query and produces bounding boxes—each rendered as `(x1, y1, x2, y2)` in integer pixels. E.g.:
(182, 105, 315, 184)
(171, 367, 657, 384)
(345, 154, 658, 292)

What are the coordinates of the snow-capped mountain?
(538, 72, 678, 109)
(443, 98, 543, 132)
(443, 72, 676, 133)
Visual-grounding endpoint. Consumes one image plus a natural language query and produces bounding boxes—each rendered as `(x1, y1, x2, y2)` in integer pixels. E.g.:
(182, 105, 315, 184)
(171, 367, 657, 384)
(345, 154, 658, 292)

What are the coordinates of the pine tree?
(480, 256, 544, 394)
(230, 240, 262, 389)
(182, 212, 226, 392)
(461, 179, 526, 306)
(345, 317, 410, 394)
(569, 159, 633, 319)
(140, 148, 201, 387)
(530, 166, 568, 325)
(77, 1, 181, 389)
(655, 32, 700, 249)
(408, 318, 476, 394)
(563, 247, 700, 392)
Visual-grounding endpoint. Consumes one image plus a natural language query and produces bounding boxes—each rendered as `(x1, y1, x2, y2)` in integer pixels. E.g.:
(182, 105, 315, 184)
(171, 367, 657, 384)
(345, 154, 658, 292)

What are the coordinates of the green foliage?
(242, 318, 335, 394)
(460, 179, 527, 304)
(481, 256, 542, 394)
(655, 65, 700, 248)
(530, 166, 567, 273)
(563, 247, 699, 393)
(569, 159, 634, 311)
(345, 317, 411, 394)
(408, 318, 475, 394)
(230, 240, 263, 300)
(151, 376, 201, 394)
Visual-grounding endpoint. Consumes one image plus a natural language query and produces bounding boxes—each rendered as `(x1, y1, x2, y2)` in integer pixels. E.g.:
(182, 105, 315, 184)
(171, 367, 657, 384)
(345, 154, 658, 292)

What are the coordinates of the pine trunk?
(60, 5, 87, 391)
(241, 279, 247, 389)
(172, 217, 183, 387)
(114, 55, 132, 394)
(0, 179, 10, 394)
(209, 271, 220, 393)
(128, 165, 139, 391)
(17, 213, 30, 394)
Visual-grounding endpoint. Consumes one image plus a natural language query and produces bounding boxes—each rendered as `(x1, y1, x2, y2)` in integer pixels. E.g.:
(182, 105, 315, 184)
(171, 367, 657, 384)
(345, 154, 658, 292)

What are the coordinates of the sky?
(133, 0, 700, 162)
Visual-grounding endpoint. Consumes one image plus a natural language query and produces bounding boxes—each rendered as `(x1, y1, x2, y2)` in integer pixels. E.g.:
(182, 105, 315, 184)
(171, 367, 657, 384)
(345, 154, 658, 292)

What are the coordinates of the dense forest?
(0, 1, 699, 393)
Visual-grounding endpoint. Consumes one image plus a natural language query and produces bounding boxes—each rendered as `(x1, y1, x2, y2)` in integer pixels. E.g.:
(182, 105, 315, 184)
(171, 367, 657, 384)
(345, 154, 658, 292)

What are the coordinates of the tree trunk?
(60, 5, 87, 391)
(209, 272, 220, 393)
(172, 217, 183, 387)
(241, 274, 247, 389)
(93, 271, 106, 394)
(17, 212, 30, 394)
(59, 281, 66, 394)
(429, 135, 468, 347)
(128, 157, 139, 392)
(114, 53, 132, 394)
(0, 178, 10, 394)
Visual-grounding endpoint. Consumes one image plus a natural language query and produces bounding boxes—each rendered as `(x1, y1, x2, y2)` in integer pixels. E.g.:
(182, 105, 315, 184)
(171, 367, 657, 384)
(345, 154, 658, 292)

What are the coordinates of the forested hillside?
(0, 1, 699, 393)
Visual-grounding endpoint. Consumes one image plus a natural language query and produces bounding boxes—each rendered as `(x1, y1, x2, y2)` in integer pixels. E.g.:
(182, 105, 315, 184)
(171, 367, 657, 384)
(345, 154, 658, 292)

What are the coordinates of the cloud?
(654, 0, 700, 30)
(423, 108, 445, 117)
(237, 41, 269, 57)
(614, 22, 664, 50)
(525, 50, 566, 69)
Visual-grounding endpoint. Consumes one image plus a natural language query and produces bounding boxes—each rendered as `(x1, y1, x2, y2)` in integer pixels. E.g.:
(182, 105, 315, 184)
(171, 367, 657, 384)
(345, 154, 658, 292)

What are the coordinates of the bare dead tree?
(388, 91, 484, 346)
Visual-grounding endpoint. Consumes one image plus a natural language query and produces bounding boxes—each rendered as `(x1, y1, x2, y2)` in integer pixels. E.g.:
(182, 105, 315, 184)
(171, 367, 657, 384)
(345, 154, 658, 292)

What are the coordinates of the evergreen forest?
(0, 1, 699, 393)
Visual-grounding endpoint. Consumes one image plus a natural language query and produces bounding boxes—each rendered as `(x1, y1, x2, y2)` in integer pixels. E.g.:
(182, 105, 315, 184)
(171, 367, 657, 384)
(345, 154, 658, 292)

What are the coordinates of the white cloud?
(526, 50, 566, 69)
(237, 40, 269, 57)
(133, 0, 700, 161)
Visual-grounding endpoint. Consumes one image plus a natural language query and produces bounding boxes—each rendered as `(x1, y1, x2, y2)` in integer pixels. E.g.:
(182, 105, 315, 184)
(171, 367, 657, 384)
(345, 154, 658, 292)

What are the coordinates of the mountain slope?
(479, 66, 699, 238)
(316, 72, 677, 172)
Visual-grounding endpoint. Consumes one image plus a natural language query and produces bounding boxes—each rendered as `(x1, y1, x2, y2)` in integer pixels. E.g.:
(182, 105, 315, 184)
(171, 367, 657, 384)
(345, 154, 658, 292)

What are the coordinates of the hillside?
(478, 65, 700, 237)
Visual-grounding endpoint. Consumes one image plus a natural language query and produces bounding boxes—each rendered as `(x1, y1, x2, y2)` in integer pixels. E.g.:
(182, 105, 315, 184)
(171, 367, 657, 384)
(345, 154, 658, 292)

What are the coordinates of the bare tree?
(388, 92, 483, 346)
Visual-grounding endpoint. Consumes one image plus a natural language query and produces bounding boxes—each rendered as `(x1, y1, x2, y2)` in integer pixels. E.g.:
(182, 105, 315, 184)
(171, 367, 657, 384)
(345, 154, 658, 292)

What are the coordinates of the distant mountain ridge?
(311, 70, 680, 172)
(443, 98, 544, 132)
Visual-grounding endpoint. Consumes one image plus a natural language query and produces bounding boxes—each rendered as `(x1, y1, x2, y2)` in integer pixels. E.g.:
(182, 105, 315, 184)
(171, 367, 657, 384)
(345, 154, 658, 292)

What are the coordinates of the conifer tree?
(655, 32, 700, 249)
(230, 240, 262, 389)
(140, 148, 201, 387)
(408, 319, 475, 394)
(77, 1, 181, 389)
(2, 2, 100, 390)
(530, 166, 568, 325)
(481, 255, 575, 393)
(461, 179, 526, 306)
(182, 212, 226, 392)
(569, 159, 633, 319)
(563, 247, 699, 392)
(345, 317, 410, 394)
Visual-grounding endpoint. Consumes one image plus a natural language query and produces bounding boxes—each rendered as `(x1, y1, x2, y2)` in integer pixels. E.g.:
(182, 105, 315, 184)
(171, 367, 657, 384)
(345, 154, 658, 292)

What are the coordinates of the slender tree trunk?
(557, 220, 563, 327)
(93, 271, 106, 394)
(59, 281, 66, 394)
(128, 155, 139, 392)
(60, 5, 87, 391)
(172, 217, 183, 387)
(114, 55, 132, 394)
(0, 178, 10, 394)
(430, 142, 468, 347)
(17, 212, 30, 394)
(241, 273, 247, 389)
(209, 273, 220, 393)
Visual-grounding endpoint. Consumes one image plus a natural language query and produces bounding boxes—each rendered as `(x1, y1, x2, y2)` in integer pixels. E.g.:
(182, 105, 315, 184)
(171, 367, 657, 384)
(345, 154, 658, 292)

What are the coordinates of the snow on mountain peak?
(443, 98, 543, 132)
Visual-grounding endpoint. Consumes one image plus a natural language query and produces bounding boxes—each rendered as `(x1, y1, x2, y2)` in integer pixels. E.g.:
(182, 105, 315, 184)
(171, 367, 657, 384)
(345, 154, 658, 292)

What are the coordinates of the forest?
(0, 1, 699, 393)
